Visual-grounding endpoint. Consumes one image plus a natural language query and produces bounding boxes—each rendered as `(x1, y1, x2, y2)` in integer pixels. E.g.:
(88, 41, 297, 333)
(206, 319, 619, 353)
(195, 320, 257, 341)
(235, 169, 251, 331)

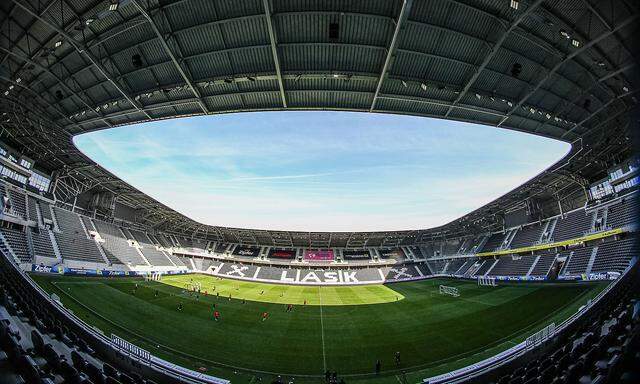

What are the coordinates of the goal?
(477, 276, 497, 287)
(144, 272, 163, 282)
(439, 285, 460, 297)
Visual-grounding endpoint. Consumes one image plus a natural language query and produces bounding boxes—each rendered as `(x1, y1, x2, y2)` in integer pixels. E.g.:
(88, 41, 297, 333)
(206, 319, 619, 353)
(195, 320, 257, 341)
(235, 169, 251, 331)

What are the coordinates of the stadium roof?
(0, 0, 638, 246)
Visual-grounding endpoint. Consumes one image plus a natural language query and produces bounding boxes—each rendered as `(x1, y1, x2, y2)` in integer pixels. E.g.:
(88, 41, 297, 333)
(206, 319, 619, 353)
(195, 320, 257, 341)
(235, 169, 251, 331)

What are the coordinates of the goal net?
(439, 285, 460, 297)
(477, 276, 497, 287)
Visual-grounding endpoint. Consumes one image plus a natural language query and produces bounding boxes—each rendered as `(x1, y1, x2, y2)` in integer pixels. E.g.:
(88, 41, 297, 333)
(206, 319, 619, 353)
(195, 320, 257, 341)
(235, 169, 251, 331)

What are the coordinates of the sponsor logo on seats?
(280, 269, 359, 284)
(226, 264, 249, 277)
(389, 267, 412, 279)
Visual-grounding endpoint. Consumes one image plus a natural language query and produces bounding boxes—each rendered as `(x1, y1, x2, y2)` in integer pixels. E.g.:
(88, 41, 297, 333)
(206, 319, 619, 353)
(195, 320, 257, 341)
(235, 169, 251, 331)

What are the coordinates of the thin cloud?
(75, 111, 570, 232)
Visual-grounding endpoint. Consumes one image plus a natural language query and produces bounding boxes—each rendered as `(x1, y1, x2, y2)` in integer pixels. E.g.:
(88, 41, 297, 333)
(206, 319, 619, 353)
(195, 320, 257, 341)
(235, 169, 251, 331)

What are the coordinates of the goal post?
(144, 272, 163, 282)
(477, 276, 497, 287)
(439, 285, 460, 297)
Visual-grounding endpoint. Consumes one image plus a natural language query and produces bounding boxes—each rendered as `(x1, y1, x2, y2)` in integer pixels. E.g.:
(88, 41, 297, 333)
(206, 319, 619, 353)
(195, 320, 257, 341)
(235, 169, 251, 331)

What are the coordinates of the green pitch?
(31, 274, 606, 384)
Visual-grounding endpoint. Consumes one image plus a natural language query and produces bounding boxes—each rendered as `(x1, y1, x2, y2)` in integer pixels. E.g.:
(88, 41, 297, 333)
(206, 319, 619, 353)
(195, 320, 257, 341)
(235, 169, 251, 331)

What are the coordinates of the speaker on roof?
(511, 63, 522, 78)
(329, 23, 339, 40)
(132, 54, 143, 68)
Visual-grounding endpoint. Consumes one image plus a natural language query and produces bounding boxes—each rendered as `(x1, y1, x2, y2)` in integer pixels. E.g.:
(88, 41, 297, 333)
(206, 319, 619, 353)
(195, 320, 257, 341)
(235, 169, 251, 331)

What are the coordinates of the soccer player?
(262, 312, 268, 321)
(375, 360, 381, 374)
(213, 310, 220, 321)
(178, 302, 183, 311)
(395, 351, 401, 366)
(154, 290, 158, 298)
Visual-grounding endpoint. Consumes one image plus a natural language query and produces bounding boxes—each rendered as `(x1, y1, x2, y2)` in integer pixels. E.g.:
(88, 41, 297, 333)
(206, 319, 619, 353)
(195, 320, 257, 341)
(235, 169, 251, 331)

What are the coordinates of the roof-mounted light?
(510, 0, 519, 10)
(559, 30, 571, 39)
(108, 1, 119, 11)
(571, 39, 580, 47)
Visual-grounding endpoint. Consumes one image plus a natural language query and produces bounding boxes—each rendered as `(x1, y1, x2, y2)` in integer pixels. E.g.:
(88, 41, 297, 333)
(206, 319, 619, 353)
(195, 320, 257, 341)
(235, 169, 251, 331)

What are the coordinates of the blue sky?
(74, 112, 570, 232)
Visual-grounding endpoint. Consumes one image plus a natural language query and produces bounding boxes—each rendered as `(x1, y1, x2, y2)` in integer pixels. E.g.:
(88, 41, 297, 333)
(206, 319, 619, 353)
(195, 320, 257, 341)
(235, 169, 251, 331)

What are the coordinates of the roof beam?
(444, 0, 545, 118)
(0, 46, 113, 128)
(262, 0, 287, 107)
(561, 89, 636, 138)
(11, 0, 152, 120)
(370, 0, 414, 112)
(498, 14, 638, 127)
(0, 0, 57, 68)
(533, 61, 636, 135)
(131, 0, 209, 114)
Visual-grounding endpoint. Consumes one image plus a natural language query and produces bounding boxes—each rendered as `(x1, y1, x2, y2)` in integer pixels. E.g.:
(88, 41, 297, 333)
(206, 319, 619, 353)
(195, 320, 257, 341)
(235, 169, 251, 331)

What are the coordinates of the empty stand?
(479, 233, 505, 253)
(7, 189, 26, 219)
(91, 220, 142, 266)
(529, 252, 557, 277)
(444, 258, 467, 274)
(426, 259, 448, 274)
(607, 196, 639, 229)
(52, 208, 104, 264)
(488, 255, 536, 276)
(27, 196, 39, 224)
(552, 210, 594, 242)
(509, 224, 545, 249)
(154, 233, 173, 248)
(1, 227, 30, 263)
(30, 228, 57, 259)
(38, 201, 53, 223)
(564, 247, 594, 275)
(129, 229, 172, 266)
(474, 259, 495, 276)
(591, 238, 638, 273)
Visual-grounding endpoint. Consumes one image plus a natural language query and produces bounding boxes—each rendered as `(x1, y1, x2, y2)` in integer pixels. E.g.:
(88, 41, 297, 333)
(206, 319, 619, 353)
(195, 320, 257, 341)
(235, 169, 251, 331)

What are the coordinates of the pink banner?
(303, 249, 334, 262)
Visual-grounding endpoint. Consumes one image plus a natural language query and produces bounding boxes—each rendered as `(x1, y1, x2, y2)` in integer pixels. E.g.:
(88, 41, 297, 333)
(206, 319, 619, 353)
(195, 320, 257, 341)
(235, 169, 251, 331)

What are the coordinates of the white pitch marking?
(318, 286, 327, 371)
